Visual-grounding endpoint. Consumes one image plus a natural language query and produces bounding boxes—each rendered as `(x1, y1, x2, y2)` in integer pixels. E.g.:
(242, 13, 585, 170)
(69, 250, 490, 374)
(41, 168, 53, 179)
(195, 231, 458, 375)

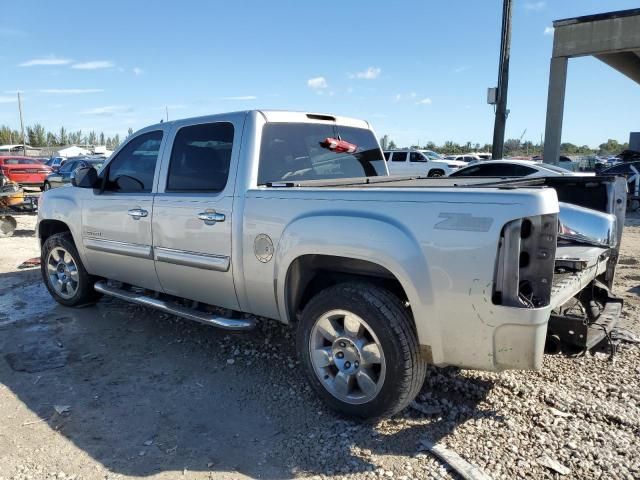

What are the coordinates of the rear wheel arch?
(284, 254, 413, 326)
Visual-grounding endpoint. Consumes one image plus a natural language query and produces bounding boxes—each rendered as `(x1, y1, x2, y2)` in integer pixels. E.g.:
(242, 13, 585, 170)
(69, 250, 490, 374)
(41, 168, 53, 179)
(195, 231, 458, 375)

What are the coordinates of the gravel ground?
(0, 213, 638, 480)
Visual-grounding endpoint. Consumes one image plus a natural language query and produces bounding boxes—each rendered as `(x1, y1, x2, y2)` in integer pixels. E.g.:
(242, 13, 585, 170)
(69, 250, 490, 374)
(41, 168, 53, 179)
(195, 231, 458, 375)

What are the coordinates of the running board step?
(94, 280, 255, 331)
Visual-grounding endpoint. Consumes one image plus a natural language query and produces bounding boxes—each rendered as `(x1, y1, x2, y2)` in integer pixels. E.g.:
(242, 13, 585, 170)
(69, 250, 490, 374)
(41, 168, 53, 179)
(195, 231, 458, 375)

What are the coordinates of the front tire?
(428, 169, 444, 177)
(297, 282, 426, 418)
(41, 232, 100, 307)
(42, 182, 51, 191)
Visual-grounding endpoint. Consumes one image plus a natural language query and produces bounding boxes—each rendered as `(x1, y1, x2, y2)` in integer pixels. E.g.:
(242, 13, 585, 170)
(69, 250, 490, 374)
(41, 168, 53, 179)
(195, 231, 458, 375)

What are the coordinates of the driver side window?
(104, 131, 163, 193)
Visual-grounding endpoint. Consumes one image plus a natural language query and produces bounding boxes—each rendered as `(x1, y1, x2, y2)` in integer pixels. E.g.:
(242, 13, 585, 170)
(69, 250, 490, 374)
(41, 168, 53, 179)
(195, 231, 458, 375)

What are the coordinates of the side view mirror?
(72, 166, 99, 188)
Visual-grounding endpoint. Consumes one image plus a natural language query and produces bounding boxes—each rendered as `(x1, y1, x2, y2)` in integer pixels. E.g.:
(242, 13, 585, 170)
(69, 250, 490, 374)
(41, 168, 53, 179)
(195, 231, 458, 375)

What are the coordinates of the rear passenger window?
(105, 131, 163, 193)
(167, 122, 234, 192)
(410, 152, 426, 162)
(392, 152, 408, 162)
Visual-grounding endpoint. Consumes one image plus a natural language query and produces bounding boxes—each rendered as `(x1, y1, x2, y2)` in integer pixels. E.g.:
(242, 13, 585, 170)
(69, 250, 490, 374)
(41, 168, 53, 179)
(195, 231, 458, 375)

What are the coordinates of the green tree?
(113, 134, 121, 147)
(88, 131, 97, 145)
(46, 132, 57, 146)
(388, 140, 397, 149)
(127, 127, 133, 137)
(99, 132, 105, 145)
(58, 126, 68, 146)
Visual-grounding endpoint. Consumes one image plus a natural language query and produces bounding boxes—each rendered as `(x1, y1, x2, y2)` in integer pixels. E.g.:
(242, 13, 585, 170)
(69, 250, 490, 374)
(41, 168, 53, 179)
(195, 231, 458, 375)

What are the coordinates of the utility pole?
(17, 92, 27, 155)
(165, 106, 169, 122)
(491, 0, 513, 160)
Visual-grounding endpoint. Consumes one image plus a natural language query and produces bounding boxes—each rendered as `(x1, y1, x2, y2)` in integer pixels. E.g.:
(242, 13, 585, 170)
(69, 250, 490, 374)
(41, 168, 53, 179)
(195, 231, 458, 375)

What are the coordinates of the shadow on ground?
(0, 268, 499, 478)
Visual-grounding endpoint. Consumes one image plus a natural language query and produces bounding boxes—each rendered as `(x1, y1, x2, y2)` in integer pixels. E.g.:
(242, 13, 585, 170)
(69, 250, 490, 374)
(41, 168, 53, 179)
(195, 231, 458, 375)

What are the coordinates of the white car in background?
(449, 159, 593, 178)
(384, 149, 466, 177)
(444, 154, 483, 164)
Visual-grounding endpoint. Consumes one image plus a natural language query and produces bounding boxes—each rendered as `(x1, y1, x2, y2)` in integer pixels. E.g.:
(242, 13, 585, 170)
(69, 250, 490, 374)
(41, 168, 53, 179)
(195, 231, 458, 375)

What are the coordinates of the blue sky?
(1, 0, 638, 147)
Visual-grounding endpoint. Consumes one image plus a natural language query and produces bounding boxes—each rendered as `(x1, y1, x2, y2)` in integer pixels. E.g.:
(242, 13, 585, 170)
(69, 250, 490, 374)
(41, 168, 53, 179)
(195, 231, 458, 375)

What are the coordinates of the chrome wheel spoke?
(68, 266, 79, 282)
(311, 347, 333, 368)
(356, 369, 377, 395)
(47, 261, 58, 274)
(316, 317, 340, 342)
(334, 372, 351, 396)
(361, 342, 382, 365)
(50, 249, 61, 263)
(343, 314, 362, 338)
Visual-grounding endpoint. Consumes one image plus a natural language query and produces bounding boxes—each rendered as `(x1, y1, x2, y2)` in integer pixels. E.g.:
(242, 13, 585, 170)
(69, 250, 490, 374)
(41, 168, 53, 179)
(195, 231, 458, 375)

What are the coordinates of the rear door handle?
(197, 211, 225, 225)
(128, 208, 148, 219)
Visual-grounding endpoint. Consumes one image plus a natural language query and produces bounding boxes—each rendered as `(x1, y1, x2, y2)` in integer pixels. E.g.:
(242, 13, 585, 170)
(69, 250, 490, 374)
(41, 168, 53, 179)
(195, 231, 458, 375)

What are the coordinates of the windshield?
(258, 123, 386, 185)
(421, 150, 443, 160)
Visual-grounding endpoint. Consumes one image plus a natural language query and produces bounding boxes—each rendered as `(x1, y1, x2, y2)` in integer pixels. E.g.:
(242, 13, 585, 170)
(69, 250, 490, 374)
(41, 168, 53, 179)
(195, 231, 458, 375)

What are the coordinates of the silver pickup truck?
(37, 110, 626, 418)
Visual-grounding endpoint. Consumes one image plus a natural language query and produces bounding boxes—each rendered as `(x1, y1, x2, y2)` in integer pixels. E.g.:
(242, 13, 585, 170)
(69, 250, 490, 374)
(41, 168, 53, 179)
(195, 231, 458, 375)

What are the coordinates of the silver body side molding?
(84, 237, 153, 259)
(154, 247, 230, 272)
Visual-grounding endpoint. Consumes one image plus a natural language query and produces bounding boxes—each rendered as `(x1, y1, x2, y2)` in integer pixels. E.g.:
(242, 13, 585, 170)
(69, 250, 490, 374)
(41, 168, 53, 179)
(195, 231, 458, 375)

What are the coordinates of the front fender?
(37, 188, 88, 265)
(274, 211, 433, 330)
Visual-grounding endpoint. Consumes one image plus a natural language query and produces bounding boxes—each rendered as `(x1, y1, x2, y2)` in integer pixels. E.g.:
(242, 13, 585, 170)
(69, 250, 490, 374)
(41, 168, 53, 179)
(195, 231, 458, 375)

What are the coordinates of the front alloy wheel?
(45, 246, 79, 299)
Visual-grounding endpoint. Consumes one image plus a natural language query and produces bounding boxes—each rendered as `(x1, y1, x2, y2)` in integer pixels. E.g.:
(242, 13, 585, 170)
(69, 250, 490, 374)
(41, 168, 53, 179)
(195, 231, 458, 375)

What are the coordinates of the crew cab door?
(80, 130, 165, 291)
(151, 119, 240, 310)
(388, 151, 408, 175)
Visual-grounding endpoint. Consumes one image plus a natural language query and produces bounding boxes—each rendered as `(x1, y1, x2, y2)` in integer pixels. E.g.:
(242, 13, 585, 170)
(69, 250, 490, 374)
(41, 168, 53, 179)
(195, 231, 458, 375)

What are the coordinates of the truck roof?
(143, 110, 370, 132)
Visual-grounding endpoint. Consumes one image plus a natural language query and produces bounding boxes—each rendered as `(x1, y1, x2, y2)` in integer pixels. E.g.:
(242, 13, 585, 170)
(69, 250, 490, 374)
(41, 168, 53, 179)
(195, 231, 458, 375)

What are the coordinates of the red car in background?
(0, 156, 52, 189)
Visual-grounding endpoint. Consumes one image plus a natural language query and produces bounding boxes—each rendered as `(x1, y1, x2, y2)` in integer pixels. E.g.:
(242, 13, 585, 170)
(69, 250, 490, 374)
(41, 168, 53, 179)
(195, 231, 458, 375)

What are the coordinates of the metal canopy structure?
(543, 8, 640, 163)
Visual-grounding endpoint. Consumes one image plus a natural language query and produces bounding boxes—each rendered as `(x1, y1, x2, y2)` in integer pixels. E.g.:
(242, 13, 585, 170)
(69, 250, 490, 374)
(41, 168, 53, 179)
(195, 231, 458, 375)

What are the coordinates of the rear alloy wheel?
(297, 282, 426, 418)
(41, 232, 101, 307)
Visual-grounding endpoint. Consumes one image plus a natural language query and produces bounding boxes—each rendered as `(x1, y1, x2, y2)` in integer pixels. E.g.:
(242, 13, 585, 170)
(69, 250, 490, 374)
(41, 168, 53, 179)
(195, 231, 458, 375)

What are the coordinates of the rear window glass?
(258, 123, 385, 185)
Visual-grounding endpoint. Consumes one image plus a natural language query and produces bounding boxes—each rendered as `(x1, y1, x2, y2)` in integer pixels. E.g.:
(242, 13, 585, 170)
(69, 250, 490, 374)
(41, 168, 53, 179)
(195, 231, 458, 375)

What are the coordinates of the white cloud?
(19, 56, 71, 67)
(72, 60, 115, 70)
(0, 96, 17, 103)
(349, 67, 381, 80)
(416, 98, 432, 105)
(543, 26, 554, 36)
(394, 92, 419, 102)
(524, 1, 545, 11)
(81, 105, 132, 116)
(307, 76, 328, 89)
(133, 67, 144, 76)
(219, 95, 257, 100)
(39, 88, 104, 94)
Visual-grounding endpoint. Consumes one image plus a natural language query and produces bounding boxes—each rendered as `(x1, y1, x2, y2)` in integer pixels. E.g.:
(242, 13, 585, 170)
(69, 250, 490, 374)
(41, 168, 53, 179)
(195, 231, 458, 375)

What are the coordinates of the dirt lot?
(0, 214, 638, 480)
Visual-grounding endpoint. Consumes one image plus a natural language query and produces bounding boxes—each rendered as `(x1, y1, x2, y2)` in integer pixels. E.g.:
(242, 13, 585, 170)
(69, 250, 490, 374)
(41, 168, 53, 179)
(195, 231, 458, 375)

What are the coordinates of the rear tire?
(43, 182, 51, 191)
(428, 169, 444, 177)
(297, 282, 426, 418)
(41, 232, 101, 307)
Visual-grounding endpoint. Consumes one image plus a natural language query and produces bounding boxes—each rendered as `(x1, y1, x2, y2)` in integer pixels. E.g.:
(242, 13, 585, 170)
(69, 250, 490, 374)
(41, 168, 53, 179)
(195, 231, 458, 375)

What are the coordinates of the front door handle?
(197, 211, 225, 225)
(128, 208, 148, 219)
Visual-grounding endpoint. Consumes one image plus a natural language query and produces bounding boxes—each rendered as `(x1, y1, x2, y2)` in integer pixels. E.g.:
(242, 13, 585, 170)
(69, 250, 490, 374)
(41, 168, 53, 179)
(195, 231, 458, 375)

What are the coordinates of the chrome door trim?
(154, 247, 230, 272)
(83, 237, 153, 259)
